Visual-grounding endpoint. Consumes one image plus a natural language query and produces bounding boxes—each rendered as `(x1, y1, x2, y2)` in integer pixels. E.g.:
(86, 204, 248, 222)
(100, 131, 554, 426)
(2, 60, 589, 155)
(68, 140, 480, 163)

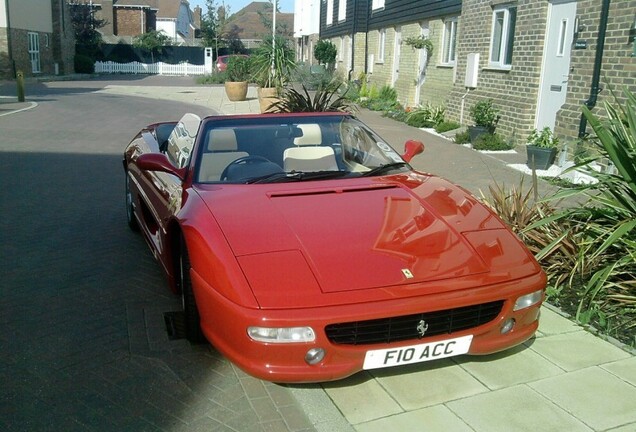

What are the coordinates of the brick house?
(318, 0, 636, 145)
(1, 0, 75, 79)
(447, 0, 636, 146)
(319, 0, 461, 106)
(93, 0, 157, 42)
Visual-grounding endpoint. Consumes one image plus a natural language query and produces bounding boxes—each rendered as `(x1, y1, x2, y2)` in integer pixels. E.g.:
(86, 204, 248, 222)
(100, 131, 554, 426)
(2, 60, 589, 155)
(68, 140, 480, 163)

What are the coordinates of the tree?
(68, 0, 106, 58)
(133, 31, 172, 63)
(200, 1, 233, 58)
(314, 40, 337, 70)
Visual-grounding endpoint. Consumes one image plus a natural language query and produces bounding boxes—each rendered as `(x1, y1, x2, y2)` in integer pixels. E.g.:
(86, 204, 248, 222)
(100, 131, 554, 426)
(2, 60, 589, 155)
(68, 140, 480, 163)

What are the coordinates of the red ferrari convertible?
(123, 112, 546, 382)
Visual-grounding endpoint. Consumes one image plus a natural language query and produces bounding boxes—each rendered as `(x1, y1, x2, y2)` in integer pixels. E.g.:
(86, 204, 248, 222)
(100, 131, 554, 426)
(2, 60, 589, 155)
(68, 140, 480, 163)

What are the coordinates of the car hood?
(196, 174, 540, 308)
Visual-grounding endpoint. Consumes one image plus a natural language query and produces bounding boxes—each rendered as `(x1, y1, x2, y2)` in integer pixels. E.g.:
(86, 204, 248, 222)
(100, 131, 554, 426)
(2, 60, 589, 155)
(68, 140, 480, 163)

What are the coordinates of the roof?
(113, 0, 159, 8)
(157, 0, 189, 19)
(223, 1, 293, 40)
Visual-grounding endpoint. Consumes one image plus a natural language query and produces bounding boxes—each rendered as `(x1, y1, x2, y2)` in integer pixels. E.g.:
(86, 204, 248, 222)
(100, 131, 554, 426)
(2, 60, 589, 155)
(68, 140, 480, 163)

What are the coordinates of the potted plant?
(526, 127, 559, 170)
(403, 35, 433, 55)
(468, 99, 500, 142)
(251, 35, 297, 112)
(224, 55, 250, 102)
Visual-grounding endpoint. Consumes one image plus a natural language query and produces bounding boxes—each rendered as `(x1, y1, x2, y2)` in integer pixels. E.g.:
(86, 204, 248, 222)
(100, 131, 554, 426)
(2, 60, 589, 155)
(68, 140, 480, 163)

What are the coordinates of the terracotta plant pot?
(224, 81, 248, 102)
(257, 87, 279, 113)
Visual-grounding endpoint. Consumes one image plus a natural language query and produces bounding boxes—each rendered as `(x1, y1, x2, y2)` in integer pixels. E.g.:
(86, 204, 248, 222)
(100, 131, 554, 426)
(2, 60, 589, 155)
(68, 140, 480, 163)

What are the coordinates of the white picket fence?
(94, 61, 210, 76)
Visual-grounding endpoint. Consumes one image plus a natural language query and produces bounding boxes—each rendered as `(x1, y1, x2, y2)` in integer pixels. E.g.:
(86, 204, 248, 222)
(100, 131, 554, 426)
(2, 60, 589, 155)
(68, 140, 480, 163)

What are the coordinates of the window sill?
(484, 65, 512, 72)
(437, 63, 455, 69)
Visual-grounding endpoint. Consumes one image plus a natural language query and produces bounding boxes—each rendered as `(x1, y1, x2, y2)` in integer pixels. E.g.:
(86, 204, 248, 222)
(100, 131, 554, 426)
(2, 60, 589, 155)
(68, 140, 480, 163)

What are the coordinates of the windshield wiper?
(246, 170, 349, 184)
(360, 162, 409, 177)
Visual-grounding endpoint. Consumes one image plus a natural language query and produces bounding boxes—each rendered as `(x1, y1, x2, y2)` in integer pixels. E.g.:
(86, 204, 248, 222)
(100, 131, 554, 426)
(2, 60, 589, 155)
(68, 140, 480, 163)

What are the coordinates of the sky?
(188, 0, 295, 15)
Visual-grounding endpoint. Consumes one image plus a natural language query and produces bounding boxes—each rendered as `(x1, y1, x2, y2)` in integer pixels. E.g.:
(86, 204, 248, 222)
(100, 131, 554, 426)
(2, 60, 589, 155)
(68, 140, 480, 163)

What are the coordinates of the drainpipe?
(364, 0, 370, 73)
(4, 0, 16, 77)
(348, 0, 356, 81)
(578, 0, 611, 138)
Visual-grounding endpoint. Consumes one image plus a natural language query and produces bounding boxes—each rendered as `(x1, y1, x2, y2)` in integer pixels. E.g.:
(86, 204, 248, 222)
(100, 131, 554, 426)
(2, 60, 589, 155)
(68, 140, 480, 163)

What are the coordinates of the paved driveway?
(1, 76, 635, 432)
(0, 79, 315, 432)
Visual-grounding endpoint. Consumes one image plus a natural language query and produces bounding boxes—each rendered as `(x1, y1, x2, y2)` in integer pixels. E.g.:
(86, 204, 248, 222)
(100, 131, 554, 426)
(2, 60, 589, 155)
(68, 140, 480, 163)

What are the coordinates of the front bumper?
(192, 270, 546, 383)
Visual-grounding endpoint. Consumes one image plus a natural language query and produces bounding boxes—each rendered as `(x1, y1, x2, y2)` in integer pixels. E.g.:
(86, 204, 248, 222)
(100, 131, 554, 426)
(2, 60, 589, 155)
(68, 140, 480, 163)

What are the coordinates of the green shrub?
(225, 56, 251, 82)
(405, 104, 445, 128)
(197, 71, 227, 84)
(435, 121, 461, 133)
(378, 85, 398, 102)
(74, 54, 95, 74)
(472, 133, 512, 151)
(454, 130, 471, 144)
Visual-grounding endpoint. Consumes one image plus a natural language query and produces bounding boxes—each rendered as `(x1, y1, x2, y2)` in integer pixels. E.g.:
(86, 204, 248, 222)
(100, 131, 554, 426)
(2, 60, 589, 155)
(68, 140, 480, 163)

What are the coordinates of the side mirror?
(137, 153, 186, 180)
(401, 140, 425, 163)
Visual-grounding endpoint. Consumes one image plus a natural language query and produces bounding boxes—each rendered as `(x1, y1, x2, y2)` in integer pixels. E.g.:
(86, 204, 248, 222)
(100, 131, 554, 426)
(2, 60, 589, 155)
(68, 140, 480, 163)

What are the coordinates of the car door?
(139, 114, 201, 258)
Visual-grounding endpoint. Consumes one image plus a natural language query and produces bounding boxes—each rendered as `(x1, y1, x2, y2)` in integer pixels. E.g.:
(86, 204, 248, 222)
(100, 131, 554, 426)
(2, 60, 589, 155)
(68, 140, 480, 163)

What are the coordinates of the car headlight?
(513, 290, 544, 311)
(247, 326, 316, 343)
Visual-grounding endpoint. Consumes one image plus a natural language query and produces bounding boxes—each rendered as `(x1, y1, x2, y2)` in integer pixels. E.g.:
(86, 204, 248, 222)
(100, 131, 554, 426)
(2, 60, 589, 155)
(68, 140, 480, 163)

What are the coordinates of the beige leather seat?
(198, 128, 248, 181)
(283, 124, 338, 172)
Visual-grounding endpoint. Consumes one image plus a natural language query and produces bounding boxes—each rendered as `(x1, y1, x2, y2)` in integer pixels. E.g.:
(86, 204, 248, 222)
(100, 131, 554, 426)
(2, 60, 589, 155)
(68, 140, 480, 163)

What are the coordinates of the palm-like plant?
(251, 35, 296, 91)
(269, 82, 355, 113)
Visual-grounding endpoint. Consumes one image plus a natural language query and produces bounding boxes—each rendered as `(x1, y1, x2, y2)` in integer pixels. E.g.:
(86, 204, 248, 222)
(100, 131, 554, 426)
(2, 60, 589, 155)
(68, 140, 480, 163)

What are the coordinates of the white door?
(413, 22, 429, 105)
(535, 0, 577, 130)
(392, 26, 401, 86)
(28, 32, 41, 73)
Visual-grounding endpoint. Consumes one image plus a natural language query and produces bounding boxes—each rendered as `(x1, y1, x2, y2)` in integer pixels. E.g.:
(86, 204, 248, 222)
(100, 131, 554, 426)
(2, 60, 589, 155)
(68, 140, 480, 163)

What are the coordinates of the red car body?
(123, 112, 546, 383)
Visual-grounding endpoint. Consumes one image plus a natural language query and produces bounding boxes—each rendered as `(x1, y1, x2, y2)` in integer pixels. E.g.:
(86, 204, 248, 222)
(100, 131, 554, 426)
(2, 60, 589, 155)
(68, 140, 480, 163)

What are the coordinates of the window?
(441, 17, 458, 65)
(338, 0, 346, 21)
(372, 0, 385, 11)
(489, 5, 517, 68)
(557, 19, 568, 57)
(377, 29, 386, 63)
(326, 0, 333, 26)
(28, 32, 41, 73)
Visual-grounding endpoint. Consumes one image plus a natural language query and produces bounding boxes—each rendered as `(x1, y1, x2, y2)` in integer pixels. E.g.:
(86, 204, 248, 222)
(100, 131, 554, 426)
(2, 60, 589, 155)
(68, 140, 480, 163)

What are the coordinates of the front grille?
(325, 301, 504, 345)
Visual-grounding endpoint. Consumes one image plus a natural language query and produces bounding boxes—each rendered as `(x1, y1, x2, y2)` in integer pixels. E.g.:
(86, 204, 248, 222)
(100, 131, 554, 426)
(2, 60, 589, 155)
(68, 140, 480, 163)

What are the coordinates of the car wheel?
(179, 244, 204, 343)
(125, 172, 140, 231)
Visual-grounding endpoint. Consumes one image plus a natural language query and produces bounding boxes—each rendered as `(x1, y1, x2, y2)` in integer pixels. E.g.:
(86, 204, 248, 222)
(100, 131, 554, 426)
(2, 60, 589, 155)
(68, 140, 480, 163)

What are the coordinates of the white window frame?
(441, 17, 458, 66)
(372, 0, 385, 11)
(338, 0, 346, 22)
(28, 32, 41, 74)
(377, 28, 386, 63)
(326, 0, 334, 26)
(489, 4, 517, 69)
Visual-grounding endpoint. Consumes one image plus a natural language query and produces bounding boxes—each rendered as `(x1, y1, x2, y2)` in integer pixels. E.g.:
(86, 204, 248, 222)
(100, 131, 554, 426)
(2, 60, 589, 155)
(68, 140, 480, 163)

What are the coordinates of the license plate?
(363, 335, 473, 370)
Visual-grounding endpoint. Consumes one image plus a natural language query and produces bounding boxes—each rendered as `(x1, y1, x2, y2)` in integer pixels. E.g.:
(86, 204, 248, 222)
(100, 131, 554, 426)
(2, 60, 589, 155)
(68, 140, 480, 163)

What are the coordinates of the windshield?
(194, 115, 407, 184)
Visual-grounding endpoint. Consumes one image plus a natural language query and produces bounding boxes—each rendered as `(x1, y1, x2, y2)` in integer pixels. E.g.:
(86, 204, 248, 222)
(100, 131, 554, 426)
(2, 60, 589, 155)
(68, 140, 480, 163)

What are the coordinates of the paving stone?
(456, 343, 564, 390)
(601, 356, 636, 386)
(536, 306, 581, 336)
(530, 367, 636, 431)
(322, 373, 402, 425)
(447, 385, 593, 432)
(354, 405, 472, 432)
(530, 331, 631, 371)
(371, 359, 488, 409)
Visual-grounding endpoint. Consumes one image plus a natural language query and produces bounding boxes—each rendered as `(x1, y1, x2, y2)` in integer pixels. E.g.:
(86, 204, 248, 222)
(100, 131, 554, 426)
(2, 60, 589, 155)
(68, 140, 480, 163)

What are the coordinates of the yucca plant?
(528, 88, 636, 341)
(268, 81, 355, 113)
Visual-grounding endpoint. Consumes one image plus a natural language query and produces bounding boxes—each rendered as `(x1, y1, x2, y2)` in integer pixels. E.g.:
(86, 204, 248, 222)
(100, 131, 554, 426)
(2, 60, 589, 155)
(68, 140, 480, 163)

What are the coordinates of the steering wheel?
(220, 155, 272, 181)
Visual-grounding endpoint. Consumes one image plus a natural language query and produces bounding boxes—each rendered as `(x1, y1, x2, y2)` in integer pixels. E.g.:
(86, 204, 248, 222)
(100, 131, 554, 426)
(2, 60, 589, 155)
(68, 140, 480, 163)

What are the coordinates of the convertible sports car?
(123, 112, 546, 383)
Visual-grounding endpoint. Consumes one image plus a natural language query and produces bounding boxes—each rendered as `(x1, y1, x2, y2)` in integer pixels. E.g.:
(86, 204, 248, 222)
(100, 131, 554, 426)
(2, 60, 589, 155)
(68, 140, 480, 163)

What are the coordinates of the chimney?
(193, 6, 201, 28)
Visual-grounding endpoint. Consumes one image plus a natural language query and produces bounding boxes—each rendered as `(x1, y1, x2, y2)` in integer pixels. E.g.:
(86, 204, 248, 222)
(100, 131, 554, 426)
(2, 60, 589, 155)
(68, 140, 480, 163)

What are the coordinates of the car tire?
(179, 243, 204, 343)
(125, 172, 140, 231)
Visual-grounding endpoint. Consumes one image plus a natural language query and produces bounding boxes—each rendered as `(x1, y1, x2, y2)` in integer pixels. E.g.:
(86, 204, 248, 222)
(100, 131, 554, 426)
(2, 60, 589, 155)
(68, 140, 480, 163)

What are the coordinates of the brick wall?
(555, 0, 636, 143)
(114, 8, 144, 36)
(446, 0, 547, 146)
(0, 27, 11, 79)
